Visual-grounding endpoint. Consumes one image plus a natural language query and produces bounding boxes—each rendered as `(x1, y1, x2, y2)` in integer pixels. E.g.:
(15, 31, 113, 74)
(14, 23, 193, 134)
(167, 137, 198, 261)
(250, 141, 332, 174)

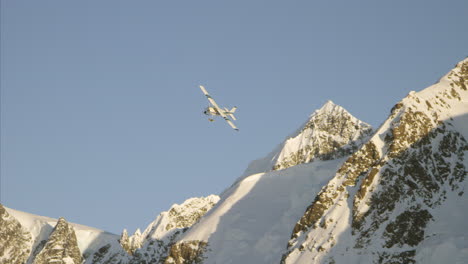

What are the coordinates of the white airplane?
(199, 85, 239, 131)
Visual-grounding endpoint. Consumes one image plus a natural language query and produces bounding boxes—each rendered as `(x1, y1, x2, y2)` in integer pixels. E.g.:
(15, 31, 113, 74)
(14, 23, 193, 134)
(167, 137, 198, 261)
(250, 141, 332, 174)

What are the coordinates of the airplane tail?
(224, 106, 237, 120)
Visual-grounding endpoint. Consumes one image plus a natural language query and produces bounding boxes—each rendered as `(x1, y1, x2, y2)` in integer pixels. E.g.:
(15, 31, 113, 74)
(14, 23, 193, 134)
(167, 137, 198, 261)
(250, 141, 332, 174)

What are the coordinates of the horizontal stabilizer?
(226, 107, 237, 120)
(229, 113, 237, 121)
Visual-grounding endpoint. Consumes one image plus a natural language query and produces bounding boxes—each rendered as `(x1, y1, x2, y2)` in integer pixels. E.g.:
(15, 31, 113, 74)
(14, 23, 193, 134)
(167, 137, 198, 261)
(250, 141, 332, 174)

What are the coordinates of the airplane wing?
(222, 115, 239, 131)
(199, 85, 221, 109)
(199, 85, 239, 131)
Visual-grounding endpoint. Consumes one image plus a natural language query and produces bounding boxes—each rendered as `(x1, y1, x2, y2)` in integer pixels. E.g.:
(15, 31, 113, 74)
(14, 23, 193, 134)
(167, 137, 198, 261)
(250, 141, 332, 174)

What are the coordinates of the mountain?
(1, 57, 467, 264)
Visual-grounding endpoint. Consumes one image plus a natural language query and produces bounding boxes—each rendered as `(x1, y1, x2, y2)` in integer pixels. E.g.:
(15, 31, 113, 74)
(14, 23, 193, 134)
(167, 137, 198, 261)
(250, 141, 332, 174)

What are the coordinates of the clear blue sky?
(1, 0, 467, 234)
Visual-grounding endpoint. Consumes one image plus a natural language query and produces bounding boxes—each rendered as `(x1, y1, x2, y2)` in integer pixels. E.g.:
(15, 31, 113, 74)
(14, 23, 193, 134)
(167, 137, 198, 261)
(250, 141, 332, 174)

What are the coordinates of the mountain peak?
(310, 100, 355, 123)
(314, 100, 338, 114)
(241, 101, 373, 176)
(269, 101, 373, 170)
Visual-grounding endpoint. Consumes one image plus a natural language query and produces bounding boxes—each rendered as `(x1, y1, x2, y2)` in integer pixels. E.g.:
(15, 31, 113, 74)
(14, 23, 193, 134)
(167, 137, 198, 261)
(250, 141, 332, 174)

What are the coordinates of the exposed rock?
(120, 229, 142, 255)
(33, 217, 83, 264)
(119, 229, 131, 254)
(0, 204, 33, 264)
(164, 241, 208, 264)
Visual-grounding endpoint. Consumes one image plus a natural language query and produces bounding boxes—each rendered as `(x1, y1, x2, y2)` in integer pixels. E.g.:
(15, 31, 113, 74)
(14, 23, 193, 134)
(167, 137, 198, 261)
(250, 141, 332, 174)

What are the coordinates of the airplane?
(199, 85, 239, 131)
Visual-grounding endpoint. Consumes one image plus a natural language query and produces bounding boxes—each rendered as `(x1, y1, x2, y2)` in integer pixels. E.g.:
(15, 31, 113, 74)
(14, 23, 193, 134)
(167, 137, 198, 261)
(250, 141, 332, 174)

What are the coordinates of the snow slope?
(181, 159, 346, 263)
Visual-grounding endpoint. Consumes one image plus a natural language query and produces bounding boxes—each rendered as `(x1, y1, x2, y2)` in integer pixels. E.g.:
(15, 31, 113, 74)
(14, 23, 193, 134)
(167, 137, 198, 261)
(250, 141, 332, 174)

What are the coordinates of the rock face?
(33, 217, 83, 264)
(120, 228, 143, 255)
(283, 58, 468, 264)
(0, 204, 33, 264)
(164, 241, 208, 264)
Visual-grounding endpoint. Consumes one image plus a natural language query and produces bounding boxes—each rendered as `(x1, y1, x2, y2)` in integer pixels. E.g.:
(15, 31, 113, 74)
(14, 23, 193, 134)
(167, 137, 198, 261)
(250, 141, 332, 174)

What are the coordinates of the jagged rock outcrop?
(120, 229, 131, 254)
(120, 229, 143, 255)
(164, 241, 208, 264)
(283, 58, 468, 264)
(33, 217, 83, 264)
(0, 204, 33, 264)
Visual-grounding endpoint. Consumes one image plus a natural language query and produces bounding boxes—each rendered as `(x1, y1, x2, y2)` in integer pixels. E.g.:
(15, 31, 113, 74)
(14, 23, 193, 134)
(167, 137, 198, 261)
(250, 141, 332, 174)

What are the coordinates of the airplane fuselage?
(203, 106, 220, 116)
(204, 106, 236, 117)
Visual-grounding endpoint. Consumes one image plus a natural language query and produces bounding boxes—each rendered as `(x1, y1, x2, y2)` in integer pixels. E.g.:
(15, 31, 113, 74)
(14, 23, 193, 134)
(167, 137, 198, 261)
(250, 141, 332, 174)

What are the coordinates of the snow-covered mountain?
(282, 58, 468, 264)
(1, 57, 467, 264)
